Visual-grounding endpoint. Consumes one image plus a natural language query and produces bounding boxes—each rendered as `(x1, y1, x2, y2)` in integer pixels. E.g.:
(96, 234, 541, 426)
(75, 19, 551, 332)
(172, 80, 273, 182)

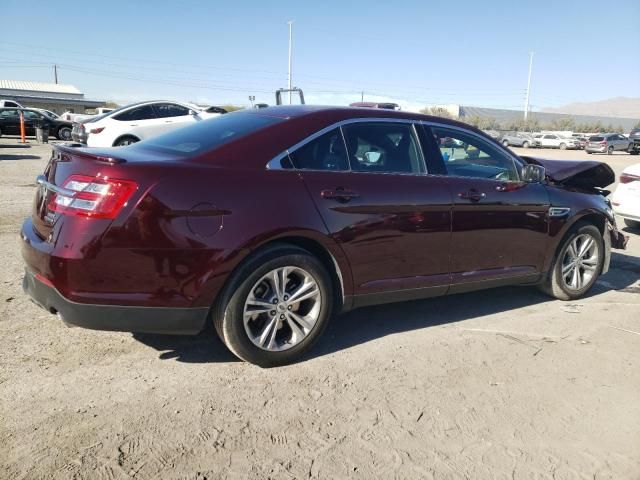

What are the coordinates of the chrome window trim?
(266, 117, 428, 175)
(420, 120, 524, 181)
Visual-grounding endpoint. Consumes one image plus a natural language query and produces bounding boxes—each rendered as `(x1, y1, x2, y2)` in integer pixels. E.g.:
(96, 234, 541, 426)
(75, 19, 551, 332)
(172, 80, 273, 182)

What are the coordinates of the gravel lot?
(1, 137, 639, 479)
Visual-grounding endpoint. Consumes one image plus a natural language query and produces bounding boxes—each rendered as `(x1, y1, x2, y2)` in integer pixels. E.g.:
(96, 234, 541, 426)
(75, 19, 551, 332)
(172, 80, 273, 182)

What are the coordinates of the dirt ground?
(1, 137, 639, 479)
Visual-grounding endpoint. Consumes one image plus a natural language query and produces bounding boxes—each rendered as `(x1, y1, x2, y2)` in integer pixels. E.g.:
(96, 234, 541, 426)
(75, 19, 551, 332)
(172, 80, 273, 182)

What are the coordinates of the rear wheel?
(114, 136, 139, 147)
(57, 126, 72, 141)
(214, 245, 333, 367)
(624, 219, 640, 229)
(502, 140, 509, 147)
(607, 146, 614, 155)
(522, 141, 530, 148)
(539, 223, 604, 301)
(559, 143, 567, 150)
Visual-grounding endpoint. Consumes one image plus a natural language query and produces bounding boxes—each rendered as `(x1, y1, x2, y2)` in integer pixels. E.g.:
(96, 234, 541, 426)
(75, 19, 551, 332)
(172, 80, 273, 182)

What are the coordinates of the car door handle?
(129, 124, 138, 127)
(164, 120, 173, 123)
(321, 188, 359, 201)
(458, 190, 486, 202)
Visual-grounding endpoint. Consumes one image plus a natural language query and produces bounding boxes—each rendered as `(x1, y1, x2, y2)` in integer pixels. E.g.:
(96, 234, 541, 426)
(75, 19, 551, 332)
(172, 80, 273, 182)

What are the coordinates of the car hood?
(521, 156, 615, 189)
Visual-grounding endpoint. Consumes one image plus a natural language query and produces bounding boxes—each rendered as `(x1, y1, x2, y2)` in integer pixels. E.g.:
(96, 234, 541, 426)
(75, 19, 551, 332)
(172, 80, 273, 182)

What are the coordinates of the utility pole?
(524, 52, 534, 121)
(54, 64, 58, 84)
(287, 21, 293, 105)
(361, 91, 364, 102)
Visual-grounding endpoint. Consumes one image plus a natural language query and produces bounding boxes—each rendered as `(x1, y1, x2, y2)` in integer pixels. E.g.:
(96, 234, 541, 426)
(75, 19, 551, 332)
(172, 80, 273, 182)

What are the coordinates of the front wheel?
(607, 146, 614, 155)
(502, 140, 509, 147)
(114, 136, 139, 147)
(57, 126, 72, 141)
(559, 143, 567, 150)
(522, 141, 530, 148)
(538, 224, 604, 300)
(214, 245, 333, 367)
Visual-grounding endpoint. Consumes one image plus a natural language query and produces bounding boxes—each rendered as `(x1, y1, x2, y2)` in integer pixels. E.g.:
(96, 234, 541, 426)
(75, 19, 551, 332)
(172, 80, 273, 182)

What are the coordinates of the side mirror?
(363, 151, 381, 163)
(521, 164, 545, 183)
(188, 109, 198, 116)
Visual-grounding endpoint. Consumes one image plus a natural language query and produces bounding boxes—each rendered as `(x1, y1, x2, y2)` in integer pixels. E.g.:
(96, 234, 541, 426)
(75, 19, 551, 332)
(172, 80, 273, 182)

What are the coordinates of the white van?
(0, 99, 24, 108)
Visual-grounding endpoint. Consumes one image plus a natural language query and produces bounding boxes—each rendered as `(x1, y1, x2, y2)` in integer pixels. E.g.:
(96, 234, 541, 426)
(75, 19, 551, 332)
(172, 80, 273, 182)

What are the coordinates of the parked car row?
(495, 129, 638, 154)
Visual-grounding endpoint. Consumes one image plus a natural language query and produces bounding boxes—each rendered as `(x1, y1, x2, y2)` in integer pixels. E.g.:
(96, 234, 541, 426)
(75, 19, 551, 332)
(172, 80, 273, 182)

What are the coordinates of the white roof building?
(0, 80, 104, 113)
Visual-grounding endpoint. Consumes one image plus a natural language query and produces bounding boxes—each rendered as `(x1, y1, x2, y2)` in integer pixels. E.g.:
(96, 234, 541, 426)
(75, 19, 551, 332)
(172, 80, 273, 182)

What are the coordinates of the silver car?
(586, 133, 632, 154)
(500, 132, 535, 148)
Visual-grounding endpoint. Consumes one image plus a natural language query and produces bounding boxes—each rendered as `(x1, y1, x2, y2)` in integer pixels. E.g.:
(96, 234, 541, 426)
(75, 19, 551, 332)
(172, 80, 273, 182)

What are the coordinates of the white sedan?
(534, 134, 579, 150)
(611, 162, 640, 229)
(71, 101, 224, 147)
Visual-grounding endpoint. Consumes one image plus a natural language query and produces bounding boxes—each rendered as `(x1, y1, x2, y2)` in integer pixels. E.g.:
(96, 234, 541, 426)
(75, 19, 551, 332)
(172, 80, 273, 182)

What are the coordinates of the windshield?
(131, 111, 284, 156)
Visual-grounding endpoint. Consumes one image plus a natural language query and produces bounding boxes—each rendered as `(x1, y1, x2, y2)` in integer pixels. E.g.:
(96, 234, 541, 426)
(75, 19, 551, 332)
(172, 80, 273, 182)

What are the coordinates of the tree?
(104, 101, 120, 109)
(420, 106, 454, 119)
(221, 105, 244, 112)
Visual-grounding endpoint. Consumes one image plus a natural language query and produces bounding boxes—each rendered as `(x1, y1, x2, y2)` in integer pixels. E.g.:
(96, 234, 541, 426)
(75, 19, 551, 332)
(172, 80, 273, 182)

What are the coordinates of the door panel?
(447, 177, 549, 283)
(426, 124, 550, 291)
(302, 171, 452, 295)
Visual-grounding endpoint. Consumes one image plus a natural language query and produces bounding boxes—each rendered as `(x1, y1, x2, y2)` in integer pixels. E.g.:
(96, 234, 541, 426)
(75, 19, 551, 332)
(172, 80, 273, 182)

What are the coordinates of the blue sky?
(1, 0, 639, 111)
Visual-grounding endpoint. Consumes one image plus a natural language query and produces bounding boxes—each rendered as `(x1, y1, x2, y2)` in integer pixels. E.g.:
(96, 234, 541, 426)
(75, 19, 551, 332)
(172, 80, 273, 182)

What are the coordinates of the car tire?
(0, 126, 2, 138)
(502, 140, 509, 147)
(522, 141, 530, 148)
(57, 126, 72, 141)
(559, 143, 567, 150)
(538, 223, 604, 301)
(607, 146, 614, 155)
(586, 151, 592, 154)
(114, 136, 139, 147)
(213, 244, 333, 367)
(624, 219, 640, 229)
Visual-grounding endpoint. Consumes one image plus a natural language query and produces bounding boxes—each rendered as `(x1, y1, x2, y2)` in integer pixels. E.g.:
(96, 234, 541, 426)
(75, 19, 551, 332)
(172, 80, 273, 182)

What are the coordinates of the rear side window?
(137, 111, 284, 155)
(288, 128, 349, 171)
(154, 103, 190, 118)
(114, 105, 157, 121)
(0, 109, 19, 119)
(589, 136, 604, 141)
(342, 122, 424, 174)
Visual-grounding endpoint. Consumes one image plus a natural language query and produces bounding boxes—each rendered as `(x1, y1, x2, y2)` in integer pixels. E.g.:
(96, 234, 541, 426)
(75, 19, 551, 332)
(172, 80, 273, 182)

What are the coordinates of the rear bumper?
(586, 146, 606, 153)
(23, 268, 208, 335)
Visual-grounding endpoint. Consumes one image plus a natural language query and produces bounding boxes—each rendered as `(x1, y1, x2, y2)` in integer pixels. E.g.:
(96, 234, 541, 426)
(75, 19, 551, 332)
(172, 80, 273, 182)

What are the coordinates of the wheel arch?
(196, 232, 353, 318)
(543, 209, 608, 273)
(112, 134, 140, 146)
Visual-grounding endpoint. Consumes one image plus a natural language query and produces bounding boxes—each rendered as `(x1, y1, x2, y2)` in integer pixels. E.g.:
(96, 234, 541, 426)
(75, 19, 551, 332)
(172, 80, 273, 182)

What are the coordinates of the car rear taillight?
(47, 174, 138, 219)
(89, 127, 105, 134)
(620, 173, 640, 184)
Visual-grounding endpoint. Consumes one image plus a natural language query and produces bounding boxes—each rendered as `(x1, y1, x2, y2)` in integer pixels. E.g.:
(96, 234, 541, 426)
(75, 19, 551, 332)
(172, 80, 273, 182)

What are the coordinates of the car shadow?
(133, 251, 639, 364)
(0, 154, 41, 160)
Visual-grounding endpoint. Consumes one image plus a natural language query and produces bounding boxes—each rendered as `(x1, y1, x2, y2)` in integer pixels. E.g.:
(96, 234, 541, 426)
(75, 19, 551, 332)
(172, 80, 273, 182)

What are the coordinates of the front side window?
(431, 126, 520, 181)
(23, 111, 43, 120)
(114, 105, 157, 121)
(342, 122, 424, 174)
(288, 128, 348, 171)
(154, 103, 190, 118)
(0, 109, 19, 119)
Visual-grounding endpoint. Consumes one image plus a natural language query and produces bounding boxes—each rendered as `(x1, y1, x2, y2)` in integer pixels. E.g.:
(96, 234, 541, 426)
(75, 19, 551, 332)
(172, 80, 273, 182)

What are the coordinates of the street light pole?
(524, 52, 534, 121)
(287, 21, 293, 105)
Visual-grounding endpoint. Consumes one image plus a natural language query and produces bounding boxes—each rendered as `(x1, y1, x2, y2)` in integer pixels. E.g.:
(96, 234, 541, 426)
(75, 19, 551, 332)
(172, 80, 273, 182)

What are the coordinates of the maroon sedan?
(21, 106, 627, 366)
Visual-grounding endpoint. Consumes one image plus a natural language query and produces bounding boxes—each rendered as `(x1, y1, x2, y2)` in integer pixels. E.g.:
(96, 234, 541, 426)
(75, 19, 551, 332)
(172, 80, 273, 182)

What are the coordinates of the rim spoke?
(285, 313, 305, 340)
(288, 310, 314, 331)
(289, 282, 319, 304)
(578, 237, 593, 257)
(270, 270, 283, 300)
(562, 262, 575, 275)
(582, 257, 598, 267)
(257, 316, 278, 347)
(246, 298, 274, 309)
(567, 242, 578, 259)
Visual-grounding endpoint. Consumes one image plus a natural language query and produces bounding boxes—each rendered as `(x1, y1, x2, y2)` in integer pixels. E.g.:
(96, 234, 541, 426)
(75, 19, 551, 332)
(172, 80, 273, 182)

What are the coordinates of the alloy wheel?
(243, 266, 321, 351)
(561, 234, 599, 291)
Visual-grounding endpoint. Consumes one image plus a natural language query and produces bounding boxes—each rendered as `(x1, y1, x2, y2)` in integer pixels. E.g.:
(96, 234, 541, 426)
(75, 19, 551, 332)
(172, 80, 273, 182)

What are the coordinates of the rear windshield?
(132, 111, 284, 156)
(589, 136, 604, 141)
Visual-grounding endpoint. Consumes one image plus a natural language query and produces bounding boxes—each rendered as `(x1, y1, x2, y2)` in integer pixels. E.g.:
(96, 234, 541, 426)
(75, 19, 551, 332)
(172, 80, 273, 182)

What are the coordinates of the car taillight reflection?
(620, 173, 640, 184)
